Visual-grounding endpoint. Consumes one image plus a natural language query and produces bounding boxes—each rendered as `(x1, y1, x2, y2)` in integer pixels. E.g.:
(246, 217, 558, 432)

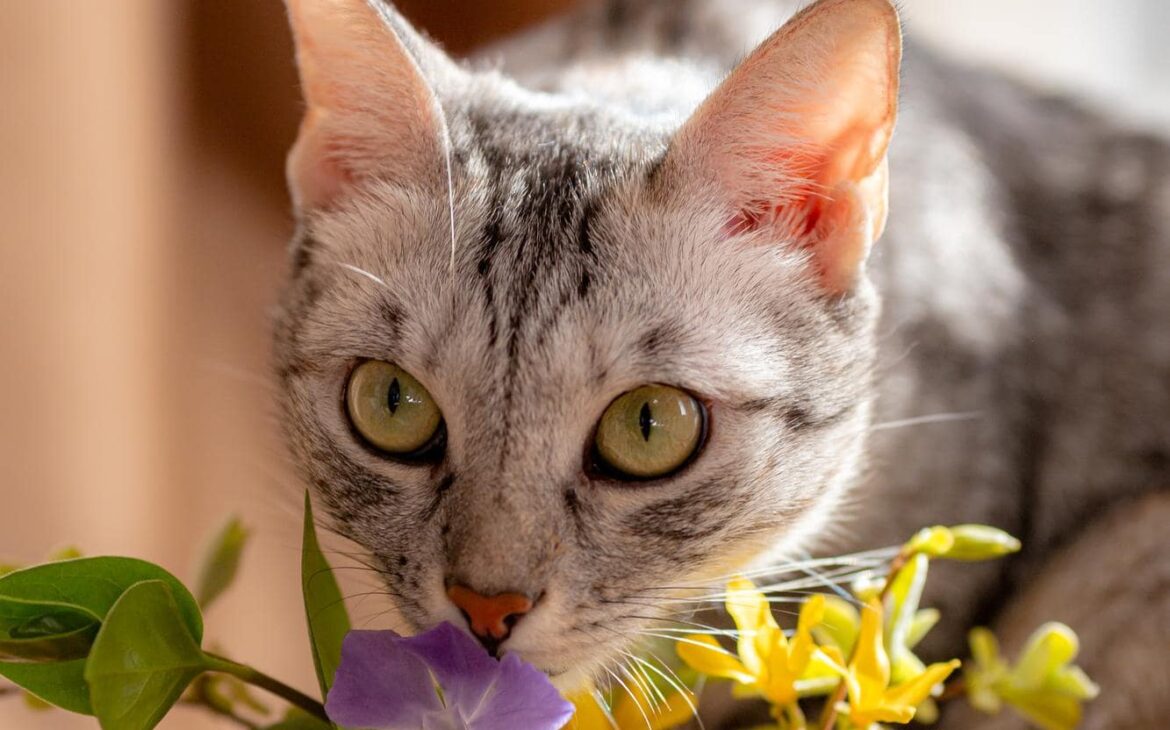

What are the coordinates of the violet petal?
(325, 630, 443, 729)
(396, 621, 501, 711)
(325, 623, 573, 730)
(462, 653, 575, 730)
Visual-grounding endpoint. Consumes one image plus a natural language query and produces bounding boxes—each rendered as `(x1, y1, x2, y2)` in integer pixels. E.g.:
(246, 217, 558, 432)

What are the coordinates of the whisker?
(337, 262, 390, 289)
(629, 652, 705, 730)
(618, 657, 662, 712)
(868, 411, 982, 432)
(603, 665, 651, 730)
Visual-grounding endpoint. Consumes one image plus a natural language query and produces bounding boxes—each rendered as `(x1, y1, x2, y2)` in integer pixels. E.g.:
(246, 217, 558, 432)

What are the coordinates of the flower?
(676, 577, 838, 707)
(965, 623, 1099, 730)
(905, 525, 1021, 562)
(565, 683, 695, 730)
(325, 622, 573, 730)
(835, 599, 959, 727)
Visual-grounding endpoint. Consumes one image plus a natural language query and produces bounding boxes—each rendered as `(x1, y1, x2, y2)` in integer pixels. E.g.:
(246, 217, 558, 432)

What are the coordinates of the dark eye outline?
(585, 386, 711, 482)
(341, 359, 448, 464)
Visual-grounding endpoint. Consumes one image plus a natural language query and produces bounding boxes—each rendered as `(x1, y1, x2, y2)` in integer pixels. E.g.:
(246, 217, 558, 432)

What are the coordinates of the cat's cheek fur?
(274, 0, 898, 683)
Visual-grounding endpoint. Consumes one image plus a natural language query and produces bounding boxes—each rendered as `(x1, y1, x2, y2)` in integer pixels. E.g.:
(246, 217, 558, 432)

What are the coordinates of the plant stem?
(786, 700, 808, 729)
(181, 697, 261, 730)
(816, 549, 910, 730)
(204, 651, 329, 723)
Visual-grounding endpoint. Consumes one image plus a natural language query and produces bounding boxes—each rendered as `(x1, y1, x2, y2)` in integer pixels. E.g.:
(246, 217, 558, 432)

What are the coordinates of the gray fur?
(274, 0, 1170, 724)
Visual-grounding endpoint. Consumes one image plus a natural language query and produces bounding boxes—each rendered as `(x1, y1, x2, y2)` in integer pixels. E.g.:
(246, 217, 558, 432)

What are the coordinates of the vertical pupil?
(387, 377, 401, 414)
(639, 402, 653, 441)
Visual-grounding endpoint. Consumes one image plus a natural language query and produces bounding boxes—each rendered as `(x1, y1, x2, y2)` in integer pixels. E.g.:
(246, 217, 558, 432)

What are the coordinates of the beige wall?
(0, 3, 308, 728)
(0, 2, 569, 727)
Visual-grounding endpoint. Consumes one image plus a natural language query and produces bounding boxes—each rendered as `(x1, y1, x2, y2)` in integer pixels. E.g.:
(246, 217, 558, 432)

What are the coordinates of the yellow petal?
(812, 595, 860, 654)
(905, 608, 941, 650)
(999, 688, 1083, 730)
(968, 627, 1001, 669)
(884, 659, 960, 709)
(676, 635, 755, 684)
(564, 690, 615, 730)
(1013, 623, 1078, 687)
(852, 703, 916, 725)
(1049, 666, 1100, 701)
(944, 524, 1022, 561)
(849, 600, 891, 699)
(789, 594, 825, 672)
(905, 525, 955, 557)
(612, 684, 698, 730)
(726, 576, 775, 674)
(646, 691, 699, 730)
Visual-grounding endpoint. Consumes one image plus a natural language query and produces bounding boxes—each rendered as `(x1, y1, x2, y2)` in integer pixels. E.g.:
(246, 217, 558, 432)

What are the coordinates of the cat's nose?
(447, 585, 533, 654)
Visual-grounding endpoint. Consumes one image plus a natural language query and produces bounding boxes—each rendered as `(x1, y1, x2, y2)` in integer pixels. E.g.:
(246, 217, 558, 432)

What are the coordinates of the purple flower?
(325, 622, 574, 730)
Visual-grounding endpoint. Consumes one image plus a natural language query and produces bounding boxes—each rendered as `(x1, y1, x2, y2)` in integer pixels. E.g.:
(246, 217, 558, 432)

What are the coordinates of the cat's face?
(275, 0, 899, 688)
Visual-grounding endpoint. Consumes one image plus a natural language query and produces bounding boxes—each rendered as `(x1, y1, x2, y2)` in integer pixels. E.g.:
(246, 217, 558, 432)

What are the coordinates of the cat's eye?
(594, 385, 706, 480)
(346, 361, 443, 457)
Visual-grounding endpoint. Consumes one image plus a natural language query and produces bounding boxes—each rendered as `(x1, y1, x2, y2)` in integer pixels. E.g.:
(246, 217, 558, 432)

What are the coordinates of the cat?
(272, 0, 1170, 726)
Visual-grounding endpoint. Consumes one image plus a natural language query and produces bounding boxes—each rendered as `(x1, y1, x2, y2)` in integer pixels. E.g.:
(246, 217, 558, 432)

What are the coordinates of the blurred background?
(0, 1, 1166, 727)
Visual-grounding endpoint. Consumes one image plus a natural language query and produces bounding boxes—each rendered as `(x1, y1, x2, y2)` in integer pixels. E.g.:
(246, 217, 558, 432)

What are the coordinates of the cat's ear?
(284, 0, 457, 210)
(666, 0, 901, 294)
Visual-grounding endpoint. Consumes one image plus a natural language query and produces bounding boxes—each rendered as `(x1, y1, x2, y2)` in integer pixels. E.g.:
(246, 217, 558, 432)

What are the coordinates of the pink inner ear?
(720, 93, 895, 244)
(720, 146, 829, 239)
(288, 112, 357, 211)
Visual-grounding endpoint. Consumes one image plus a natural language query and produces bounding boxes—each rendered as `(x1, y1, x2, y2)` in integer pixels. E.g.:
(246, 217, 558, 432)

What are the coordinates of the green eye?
(346, 361, 443, 456)
(594, 385, 706, 479)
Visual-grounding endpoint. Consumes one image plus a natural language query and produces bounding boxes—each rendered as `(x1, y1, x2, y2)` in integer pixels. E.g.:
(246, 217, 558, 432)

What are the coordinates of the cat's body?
(275, 0, 1170, 726)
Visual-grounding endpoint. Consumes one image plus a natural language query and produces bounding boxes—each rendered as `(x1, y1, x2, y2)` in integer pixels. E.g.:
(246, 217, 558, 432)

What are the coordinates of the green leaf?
(0, 557, 203, 644)
(0, 558, 202, 714)
(0, 659, 93, 714)
(193, 516, 251, 610)
(84, 580, 210, 730)
(0, 610, 99, 661)
(301, 492, 351, 701)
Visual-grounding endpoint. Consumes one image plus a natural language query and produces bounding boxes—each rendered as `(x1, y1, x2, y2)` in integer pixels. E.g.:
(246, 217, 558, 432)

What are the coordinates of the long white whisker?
(604, 665, 651, 730)
(635, 648, 705, 730)
(637, 632, 738, 656)
(643, 548, 897, 591)
(619, 656, 662, 711)
(869, 411, 982, 432)
(623, 653, 667, 707)
(337, 262, 389, 289)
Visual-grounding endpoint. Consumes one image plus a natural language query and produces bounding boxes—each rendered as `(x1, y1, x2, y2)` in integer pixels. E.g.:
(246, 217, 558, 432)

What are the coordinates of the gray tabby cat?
(273, 0, 1170, 726)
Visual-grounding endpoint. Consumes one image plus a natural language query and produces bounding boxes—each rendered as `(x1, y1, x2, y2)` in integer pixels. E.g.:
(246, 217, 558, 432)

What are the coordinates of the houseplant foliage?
(0, 497, 1095, 730)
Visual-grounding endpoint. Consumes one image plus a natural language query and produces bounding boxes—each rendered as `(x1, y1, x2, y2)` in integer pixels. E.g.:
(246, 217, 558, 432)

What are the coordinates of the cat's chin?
(502, 645, 610, 695)
(545, 664, 596, 694)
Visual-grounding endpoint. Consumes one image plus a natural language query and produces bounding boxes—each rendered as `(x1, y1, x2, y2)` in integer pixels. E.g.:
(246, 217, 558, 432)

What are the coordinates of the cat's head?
(274, 0, 900, 688)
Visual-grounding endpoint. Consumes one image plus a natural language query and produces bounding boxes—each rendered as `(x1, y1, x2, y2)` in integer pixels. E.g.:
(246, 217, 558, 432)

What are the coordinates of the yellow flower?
(965, 623, 1099, 730)
(565, 682, 696, 730)
(676, 577, 837, 707)
(905, 524, 1021, 561)
(836, 599, 959, 727)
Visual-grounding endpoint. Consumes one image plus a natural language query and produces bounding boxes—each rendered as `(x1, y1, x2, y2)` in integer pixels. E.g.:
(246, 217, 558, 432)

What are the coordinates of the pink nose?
(447, 585, 532, 643)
